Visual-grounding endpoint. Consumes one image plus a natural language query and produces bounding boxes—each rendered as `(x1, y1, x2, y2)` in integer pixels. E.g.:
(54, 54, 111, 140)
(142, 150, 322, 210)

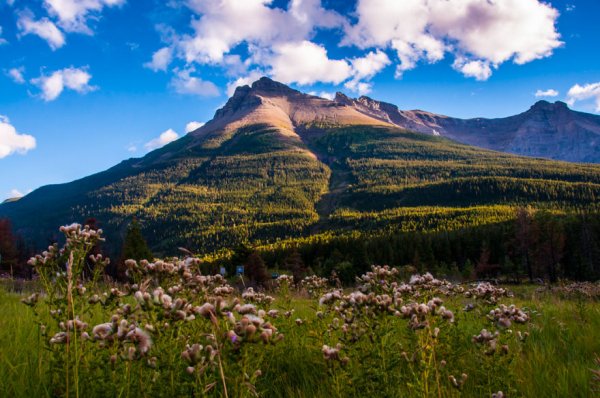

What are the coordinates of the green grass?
(1, 285, 598, 397)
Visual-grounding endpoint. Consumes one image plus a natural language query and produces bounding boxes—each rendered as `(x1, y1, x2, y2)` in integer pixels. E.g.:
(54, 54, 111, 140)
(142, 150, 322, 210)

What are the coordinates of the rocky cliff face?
(338, 94, 600, 163)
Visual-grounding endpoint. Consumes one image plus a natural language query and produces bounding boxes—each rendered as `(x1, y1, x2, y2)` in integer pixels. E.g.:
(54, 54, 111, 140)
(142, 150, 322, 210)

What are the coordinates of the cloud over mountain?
(142, 0, 562, 96)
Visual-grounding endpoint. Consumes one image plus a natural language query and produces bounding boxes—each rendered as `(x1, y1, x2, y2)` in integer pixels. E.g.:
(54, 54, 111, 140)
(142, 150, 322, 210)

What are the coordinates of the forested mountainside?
(1, 77, 599, 259)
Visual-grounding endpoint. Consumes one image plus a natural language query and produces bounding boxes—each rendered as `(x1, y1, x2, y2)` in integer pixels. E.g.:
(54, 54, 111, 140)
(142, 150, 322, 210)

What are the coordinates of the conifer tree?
(245, 251, 269, 287)
(119, 219, 153, 278)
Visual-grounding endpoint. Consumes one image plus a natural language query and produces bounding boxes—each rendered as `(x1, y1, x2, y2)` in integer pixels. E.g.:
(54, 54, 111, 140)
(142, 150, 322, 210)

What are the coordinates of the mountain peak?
(530, 100, 570, 112)
(250, 76, 299, 94)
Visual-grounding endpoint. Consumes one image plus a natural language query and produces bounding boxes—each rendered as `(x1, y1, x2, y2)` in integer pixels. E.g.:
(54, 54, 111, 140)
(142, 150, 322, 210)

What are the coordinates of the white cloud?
(535, 89, 559, 98)
(9, 189, 23, 198)
(170, 68, 220, 97)
(452, 58, 492, 81)
(566, 4, 576, 12)
(179, 0, 344, 64)
(0, 27, 7, 45)
(344, 50, 391, 93)
(32, 67, 96, 101)
(185, 121, 205, 133)
(0, 116, 37, 159)
(344, 81, 373, 96)
(126, 144, 137, 153)
(308, 91, 335, 100)
(149, 0, 563, 92)
(17, 12, 65, 50)
(7, 67, 26, 84)
(566, 82, 600, 112)
(350, 50, 391, 81)
(226, 71, 264, 96)
(144, 128, 179, 151)
(270, 40, 352, 85)
(144, 47, 172, 72)
(345, 0, 561, 80)
(44, 0, 126, 34)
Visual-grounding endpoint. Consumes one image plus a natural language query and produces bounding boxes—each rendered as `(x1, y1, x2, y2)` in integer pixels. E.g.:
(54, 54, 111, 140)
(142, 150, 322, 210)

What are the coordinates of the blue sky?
(0, 0, 599, 200)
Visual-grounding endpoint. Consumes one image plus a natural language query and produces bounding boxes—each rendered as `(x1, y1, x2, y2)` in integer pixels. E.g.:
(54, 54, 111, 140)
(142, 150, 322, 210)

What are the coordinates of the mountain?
(335, 93, 600, 163)
(2, 77, 600, 255)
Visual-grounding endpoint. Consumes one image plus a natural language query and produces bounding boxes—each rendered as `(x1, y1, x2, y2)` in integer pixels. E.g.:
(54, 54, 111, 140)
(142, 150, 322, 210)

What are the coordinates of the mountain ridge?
(335, 92, 600, 163)
(2, 77, 600, 254)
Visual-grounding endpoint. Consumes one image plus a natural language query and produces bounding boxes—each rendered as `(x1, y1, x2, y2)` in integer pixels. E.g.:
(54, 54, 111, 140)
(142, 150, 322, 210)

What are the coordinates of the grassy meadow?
(1, 273, 599, 397)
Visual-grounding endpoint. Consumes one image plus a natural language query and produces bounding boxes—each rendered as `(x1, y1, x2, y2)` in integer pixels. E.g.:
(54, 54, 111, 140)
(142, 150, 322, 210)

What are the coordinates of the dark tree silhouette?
(245, 251, 269, 287)
(0, 219, 18, 276)
(119, 219, 153, 279)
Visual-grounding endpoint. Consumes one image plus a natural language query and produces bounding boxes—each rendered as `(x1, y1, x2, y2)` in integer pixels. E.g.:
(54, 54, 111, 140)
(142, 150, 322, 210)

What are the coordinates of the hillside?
(2, 77, 600, 255)
(336, 93, 600, 163)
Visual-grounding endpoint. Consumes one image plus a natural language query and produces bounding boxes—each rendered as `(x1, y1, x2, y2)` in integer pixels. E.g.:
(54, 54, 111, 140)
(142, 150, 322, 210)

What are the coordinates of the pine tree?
(245, 251, 269, 287)
(119, 219, 153, 278)
(284, 248, 307, 283)
(0, 219, 18, 276)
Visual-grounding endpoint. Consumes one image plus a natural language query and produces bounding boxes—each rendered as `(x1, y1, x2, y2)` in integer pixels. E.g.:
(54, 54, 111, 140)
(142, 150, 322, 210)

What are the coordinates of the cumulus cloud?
(32, 67, 96, 101)
(226, 71, 265, 96)
(566, 83, 600, 112)
(178, 0, 344, 64)
(170, 68, 220, 97)
(185, 121, 205, 133)
(144, 128, 179, 151)
(7, 67, 26, 84)
(269, 41, 351, 85)
(345, 0, 561, 80)
(43, 0, 126, 34)
(147, 0, 562, 93)
(308, 91, 335, 100)
(9, 189, 24, 198)
(144, 47, 172, 72)
(17, 12, 65, 50)
(535, 89, 559, 98)
(452, 58, 492, 81)
(345, 50, 391, 94)
(0, 116, 37, 159)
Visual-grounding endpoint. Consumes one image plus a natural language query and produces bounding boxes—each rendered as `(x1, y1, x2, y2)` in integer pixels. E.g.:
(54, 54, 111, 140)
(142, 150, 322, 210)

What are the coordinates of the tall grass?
(1, 286, 598, 397)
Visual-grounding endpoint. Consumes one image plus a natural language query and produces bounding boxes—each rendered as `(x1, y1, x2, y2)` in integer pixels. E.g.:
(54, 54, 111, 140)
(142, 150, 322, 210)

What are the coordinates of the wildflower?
(126, 327, 152, 355)
(322, 344, 343, 361)
(92, 323, 114, 340)
(127, 346, 137, 361)
(50, 332, 68, 344)
(21, 293, 39, 306)
(194, 303, 215, 318)
(147, 357, 157, 368)
(227, 330, 240, 344)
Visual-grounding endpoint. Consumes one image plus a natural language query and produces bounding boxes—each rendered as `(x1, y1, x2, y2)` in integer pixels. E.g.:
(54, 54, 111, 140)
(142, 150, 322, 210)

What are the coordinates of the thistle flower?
(126, 327, 152, 355)
(227, 330, 240, 344)
(237, 304, 257, 315)
(92, 322, 114, 340)
(194, 303, 215, 318)
(66, 318, 88, 331)
(50, 332, 68, 344)
(21, 293, 39, 306)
